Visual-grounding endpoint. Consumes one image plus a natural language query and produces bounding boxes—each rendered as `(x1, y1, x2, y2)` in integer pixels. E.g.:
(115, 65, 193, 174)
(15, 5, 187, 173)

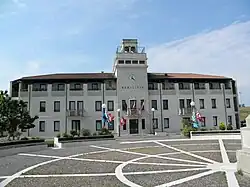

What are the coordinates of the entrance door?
(129, 119, 139, 134)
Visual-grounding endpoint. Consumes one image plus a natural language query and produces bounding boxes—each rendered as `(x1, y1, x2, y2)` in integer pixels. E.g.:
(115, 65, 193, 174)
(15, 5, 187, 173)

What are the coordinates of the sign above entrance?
(121, 85, 144, 89)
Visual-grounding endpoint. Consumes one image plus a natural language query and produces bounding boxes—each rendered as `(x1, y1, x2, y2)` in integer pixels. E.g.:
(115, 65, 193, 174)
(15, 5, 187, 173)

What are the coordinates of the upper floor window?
(107, 100, 114, 111)
(118, 60, 124, 64)
(151, 100, 157, 110)
(33, 83, 47, 91)
(224, 82, 231, 89)
(132, 60, 138, 64)
(162, 82, 175, 90)
(54, 101, 60, 112)
(148, 82, 158, 90)
(106, 81, 116, 90)
(52, 83, 65, 91)
(21, 83, 28, 91)
(139, 60, 145, 64)
(226, 98, 231, 108)
(95, 101, 102, 111)
(194, 83, 206, 90)
(163, 100, 168, 110)
(178, 83, 190, 90)
(122, 100, 127, 111)
(70, 83, 82, 91)
(88, 83, 101, 91)
(209, 82, 221, 89)
(40, 101, 46, 112)
(125, 60, 131, 64)
(211, 99, 217, 108)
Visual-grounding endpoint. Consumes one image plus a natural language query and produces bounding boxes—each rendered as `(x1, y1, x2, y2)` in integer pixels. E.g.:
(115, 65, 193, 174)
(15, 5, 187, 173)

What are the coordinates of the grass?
(240, 106, 250, 121)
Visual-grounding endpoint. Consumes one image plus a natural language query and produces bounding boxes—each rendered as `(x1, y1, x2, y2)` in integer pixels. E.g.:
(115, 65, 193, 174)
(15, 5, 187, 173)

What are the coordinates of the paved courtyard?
(0, 137, 250, 187)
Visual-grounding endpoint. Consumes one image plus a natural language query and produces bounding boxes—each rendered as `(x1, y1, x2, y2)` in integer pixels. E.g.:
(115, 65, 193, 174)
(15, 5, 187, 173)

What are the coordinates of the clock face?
(129, 74, 136, 81)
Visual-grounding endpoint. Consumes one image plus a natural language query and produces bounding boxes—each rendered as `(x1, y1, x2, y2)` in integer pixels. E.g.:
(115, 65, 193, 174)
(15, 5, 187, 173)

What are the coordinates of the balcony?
(67, 110, 84, 117)
(178, 107, 192, 116)
(126, 108, 141, 117)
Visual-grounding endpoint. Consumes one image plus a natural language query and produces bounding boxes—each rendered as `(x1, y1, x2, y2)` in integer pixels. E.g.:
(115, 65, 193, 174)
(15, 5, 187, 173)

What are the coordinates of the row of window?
(117, 60, 146, 65)
(38, 97, 235, 113)
(149, 82, 231, 90)
(39, 100, 115, 112)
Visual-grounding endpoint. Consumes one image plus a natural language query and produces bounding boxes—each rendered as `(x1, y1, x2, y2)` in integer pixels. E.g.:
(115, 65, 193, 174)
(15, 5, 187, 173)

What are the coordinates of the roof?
(12, 72, 231, 83)
(148, 73, 230, 79)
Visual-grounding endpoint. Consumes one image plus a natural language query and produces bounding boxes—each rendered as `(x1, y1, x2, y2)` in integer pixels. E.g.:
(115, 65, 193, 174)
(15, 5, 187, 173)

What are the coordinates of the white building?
(10, 39, 240, 137)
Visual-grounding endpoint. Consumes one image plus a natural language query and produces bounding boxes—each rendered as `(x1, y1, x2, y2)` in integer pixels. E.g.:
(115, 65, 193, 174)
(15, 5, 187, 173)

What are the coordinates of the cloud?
(12, 0, 27, 8)
(147, 21, 250, 104)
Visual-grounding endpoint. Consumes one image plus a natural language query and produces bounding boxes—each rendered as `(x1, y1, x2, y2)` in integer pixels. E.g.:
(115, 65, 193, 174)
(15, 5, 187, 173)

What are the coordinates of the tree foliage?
(0, 90, 38, 140)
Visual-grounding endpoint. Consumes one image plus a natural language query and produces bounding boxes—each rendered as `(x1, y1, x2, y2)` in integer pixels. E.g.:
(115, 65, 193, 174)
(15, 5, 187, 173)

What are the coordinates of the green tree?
(0, 90, 38, 140)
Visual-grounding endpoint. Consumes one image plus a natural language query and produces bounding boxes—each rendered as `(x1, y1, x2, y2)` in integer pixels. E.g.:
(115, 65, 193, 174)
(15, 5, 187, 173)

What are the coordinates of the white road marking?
(19, 153, 205, 167)
(156, 170, 216, 187)
(120, 138, 194, 144)
(219, 139, 240, 187)
(0, 176, 9, 179)
(91, 145, 209, 165)
(154, 141, 219, 164)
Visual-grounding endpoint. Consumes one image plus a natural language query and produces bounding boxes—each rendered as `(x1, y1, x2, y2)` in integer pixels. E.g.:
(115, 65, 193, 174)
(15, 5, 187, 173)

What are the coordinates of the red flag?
(120, 117, 126, 126)
(108, 113, 114, 122)
(196, 111, 203, 122)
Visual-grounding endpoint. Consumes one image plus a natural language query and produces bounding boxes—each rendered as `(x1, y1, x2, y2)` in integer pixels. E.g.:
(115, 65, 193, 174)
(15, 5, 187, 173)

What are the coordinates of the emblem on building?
(129, 74, 136, 81)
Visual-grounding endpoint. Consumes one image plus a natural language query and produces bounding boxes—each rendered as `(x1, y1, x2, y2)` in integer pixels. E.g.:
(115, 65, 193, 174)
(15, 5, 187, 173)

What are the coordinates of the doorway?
(129, 119, 139, 134)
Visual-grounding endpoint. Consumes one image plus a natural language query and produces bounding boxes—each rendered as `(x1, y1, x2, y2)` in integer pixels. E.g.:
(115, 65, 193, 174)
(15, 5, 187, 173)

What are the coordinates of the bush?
(227, 124, 233, 130)
(200, 128, 207, 131)
(14, 131, 22, 140)
(81, 129, 91, 136)
(93, 132, 97, 136)
(98, 128, 111, 135)
(77, 132, 80, 137)
(31, 137, 36, 140)
(219, 122, 226, 130)
(62, 132, 69, 138)
(56, 133, 61, 138)
(70, 130, 78, 137)
(182, 126, 196, 137)
(20, 137, 29, 140)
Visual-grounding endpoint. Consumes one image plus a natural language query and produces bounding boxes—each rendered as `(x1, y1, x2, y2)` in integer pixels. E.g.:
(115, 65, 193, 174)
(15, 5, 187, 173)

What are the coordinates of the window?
(39, 121, 45, 132)
(125, 60, 131, 64)
(199, 99, 205, 109)
(130, 100, 137, 109)
(77, 101, 84, 110)
(233, 97, 238, 112)
(162, 82, 175, 90)
(226, 98, 231, 108)
(95, 101, 102, 111)
(89, 83, 100, 90)
(40, 84, 47, 91)
(52, 83, 65, 91)
(151, 100, 157, 110)
(163, 100, 168, 110)
(211, 99, 217, 108)
(142, 119, 145, 129)
(201, 117, 206, 127)
(123, 123, 127, 130)
(153, 118, 158, 129)
(106, 81, 115, 90)
(69, 101, 75, 110)
(118, 60, 124, 64)
(164, 118, 169, 128)
(108, 120, 114, 130)
(70, 83, 82, 91)
(72, 120, 80, 132)
(209, 82, 221, 89)
(40, 101, 46, 112)
(228, 116, 232, 125)
(107, 100, 114, 111)
(122, 100, 127, 111)
(54, 121, 60, 132)
(54, 101, 60, 112)
(194, 83, 206, 89)
(186, 99, 192, 108)
(179, 83, 190, 90)
(148, 82, 158, 90)
(96, 120, 102, 131)
(139, 60, 145, 64)
(224, 82, 231, 89)
(140, 99, 145, 110)
(213, 116, 218, 126)
(179, 99, 185, 108)
(132, 60, 138, 64)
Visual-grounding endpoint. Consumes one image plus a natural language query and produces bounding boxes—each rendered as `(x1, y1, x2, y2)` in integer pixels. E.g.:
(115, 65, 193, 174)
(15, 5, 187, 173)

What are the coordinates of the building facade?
(10, 39, 240, 137)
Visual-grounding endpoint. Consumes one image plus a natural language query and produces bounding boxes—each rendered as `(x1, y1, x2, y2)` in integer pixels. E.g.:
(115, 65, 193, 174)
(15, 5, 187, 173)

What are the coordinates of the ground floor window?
(72, 120, 80, 132)
(164, 118, 169, 128)
(96, 120, 102, 131)
(108, 120, 114, 130)
(142, 119, 145, 129)
(54, 121, 60, 132)
(39, 121, 45, 132)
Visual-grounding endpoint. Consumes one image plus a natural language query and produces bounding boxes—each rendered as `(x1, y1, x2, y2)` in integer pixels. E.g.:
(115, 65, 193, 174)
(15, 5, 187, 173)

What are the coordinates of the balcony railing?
(126, 108, 141, 116)
(178, 107, 192, 116)
(68, 110, 84, 117)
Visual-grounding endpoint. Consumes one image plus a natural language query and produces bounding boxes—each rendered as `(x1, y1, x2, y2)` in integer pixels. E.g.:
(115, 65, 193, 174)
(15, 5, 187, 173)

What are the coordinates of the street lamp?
(102, 104, 106, 128)
(117, 108, 121, 137)
(151, 108, 155, 134)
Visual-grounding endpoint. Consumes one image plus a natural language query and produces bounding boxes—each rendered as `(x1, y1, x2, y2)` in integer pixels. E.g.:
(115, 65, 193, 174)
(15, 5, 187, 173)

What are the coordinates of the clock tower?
(113, 39, 149, 135)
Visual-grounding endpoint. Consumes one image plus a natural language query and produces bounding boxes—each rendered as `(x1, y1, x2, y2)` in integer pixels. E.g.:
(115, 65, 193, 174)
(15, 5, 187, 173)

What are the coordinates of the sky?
(0, 0, 250, 104)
